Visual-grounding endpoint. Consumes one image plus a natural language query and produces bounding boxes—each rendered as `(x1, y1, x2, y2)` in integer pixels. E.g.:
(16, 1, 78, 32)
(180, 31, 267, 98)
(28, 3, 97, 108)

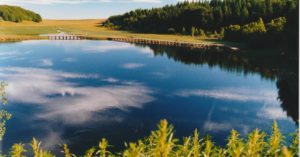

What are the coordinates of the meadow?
(0, 19, 219, 45)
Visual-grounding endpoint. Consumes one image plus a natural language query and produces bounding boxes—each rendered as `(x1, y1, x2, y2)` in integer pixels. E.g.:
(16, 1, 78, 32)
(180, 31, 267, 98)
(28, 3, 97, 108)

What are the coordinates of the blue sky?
(0, 0, 186, 19)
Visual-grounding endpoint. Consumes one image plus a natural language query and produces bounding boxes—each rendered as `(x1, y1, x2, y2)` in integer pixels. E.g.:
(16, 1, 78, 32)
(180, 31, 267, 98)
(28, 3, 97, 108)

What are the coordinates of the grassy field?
(0, 19, 222, 45)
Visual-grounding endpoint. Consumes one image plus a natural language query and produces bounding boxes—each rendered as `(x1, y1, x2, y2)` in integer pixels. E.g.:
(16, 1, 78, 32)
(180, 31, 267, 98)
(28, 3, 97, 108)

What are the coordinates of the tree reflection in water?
(134, 44, 298, 124)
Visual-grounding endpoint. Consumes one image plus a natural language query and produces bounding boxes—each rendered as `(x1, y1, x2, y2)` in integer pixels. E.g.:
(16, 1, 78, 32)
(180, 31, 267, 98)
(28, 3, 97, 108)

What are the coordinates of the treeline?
(224, 17, 290, 47)
(0, 5, 42, 22)
(103, 0, 298, 48)
(104, 0, 297, 33)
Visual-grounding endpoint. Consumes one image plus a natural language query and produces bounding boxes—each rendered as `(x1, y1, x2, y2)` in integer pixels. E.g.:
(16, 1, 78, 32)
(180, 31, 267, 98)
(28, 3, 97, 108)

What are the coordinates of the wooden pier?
(45, 33, 239, 52)
(108, 37, 239, 52)
(48, 33, 86, 40)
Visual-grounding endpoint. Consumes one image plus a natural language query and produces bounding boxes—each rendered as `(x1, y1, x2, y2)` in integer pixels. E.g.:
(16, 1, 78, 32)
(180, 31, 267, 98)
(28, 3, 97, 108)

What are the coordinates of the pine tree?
(191, 26, 196, 37)
(182, 27, 186, 34)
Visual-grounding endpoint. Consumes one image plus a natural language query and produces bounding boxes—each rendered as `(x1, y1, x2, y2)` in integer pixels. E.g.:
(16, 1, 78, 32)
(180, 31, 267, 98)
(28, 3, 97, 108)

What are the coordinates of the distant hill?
(0, 5, 42, 22)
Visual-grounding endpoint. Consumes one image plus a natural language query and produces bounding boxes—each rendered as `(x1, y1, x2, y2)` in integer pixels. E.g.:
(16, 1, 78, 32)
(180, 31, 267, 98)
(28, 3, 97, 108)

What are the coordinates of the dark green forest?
(104, 0, 299, 49)
(0, 5, 42, 22)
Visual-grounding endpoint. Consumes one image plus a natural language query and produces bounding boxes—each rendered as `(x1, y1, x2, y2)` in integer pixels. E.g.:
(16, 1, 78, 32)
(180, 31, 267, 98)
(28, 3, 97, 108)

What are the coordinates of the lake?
(0, 40, 297, 154)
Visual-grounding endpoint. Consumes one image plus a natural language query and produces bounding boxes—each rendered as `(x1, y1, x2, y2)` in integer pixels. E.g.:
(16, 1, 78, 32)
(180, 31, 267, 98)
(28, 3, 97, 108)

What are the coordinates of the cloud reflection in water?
(177, 88, 278, 104)
(20, 40, 154, 56)
(0, 67, 154, 124)
(177, 87, 289, 134)
(122, 63, 145, 69)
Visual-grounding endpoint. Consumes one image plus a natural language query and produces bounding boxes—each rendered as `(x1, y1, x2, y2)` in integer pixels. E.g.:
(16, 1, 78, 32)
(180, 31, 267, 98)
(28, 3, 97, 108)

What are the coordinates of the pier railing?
(48, 34, 87, 40)
(45, 34, 239, 52)
(108, 37, 239, 52)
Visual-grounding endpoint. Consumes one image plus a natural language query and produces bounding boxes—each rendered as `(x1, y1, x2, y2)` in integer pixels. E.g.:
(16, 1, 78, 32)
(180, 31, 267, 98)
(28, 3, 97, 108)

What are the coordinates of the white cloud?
(0, 51, 19, 57)
(151, 72, 170, 79)
(0, 0, 162, 5)
(82, 43, 133, 52)
(21, 40, 153, 55)
(176, 0, 195, 2)
(202, 105, 232, 132)
(40, 131, 66, 150)
(203, 121, 232, 132)
(176, 88, 279, 104)
(0, 50, 31, 60)
(102, 77, 119, 83)
(62, 58, 77, 62)
(35, 59, 53, 67)
(122, 63, 145, 69)
(257, 107, 288, 120)
(0, 67, 154, 124)
(202, 105, 251, 134)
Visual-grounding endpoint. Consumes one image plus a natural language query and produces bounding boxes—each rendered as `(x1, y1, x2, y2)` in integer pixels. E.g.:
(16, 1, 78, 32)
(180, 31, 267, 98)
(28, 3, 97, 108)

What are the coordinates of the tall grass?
(9, 143, 26, 157)
(7, 119, 298, 157)
(0, 82, 10, 141)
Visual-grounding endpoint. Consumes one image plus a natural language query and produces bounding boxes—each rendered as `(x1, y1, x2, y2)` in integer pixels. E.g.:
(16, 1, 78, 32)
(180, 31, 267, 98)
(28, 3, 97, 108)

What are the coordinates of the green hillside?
(0, 5, 42, 22)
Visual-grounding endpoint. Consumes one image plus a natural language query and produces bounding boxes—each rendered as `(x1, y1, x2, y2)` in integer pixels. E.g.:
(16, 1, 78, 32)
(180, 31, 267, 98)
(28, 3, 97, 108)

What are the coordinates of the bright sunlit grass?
(0, 19, 218, 45)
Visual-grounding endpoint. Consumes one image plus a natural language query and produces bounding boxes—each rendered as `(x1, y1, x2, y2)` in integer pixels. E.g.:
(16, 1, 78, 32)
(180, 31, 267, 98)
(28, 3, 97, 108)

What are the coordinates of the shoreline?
(0, 35, 240, 52)
(107, 37, 239, 52)
(0, 20, 240, 52)
(0, 35, 48, 42)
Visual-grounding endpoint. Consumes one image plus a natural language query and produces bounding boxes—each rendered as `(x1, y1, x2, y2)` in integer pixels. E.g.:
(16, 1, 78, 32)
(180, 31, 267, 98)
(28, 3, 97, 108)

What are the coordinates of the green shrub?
(220, 28, 225, 38)
(265, 17, 287, 44)
(198, 28, 206, 37)
(242, 18, 267, 35)
(267, 17, 287, 33)
(223, 17, 285, 47)
(224, 25, 242, 41)
(241, 18, 267, 46)
(0, 82, 10, 141)
(290, 130, 299, 156)
(191, 26, 196, 37)
(195, 28, 199, 36)
(6, 120, 298, 157)
(9, 143, 26, 157)
(0, 5, 42, 23)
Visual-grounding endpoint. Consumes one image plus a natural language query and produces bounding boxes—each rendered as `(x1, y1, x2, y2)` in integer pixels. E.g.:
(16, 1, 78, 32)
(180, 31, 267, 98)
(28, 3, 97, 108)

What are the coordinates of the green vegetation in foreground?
(0, 82, 10, 141)
(6, 120, 299, 157)
(0, 5, 42, 22)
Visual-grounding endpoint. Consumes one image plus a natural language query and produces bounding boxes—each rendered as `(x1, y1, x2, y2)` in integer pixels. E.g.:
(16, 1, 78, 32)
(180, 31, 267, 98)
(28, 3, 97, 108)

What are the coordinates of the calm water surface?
(0, 40, 297, 154)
